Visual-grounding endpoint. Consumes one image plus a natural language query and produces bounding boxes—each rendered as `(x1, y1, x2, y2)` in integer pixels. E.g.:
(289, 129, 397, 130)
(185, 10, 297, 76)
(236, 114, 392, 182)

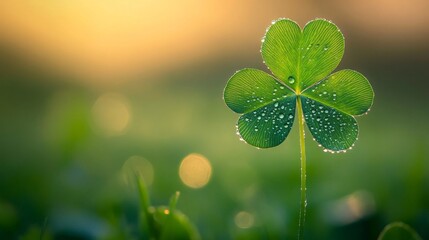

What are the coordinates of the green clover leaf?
(224, 18, 374, 151)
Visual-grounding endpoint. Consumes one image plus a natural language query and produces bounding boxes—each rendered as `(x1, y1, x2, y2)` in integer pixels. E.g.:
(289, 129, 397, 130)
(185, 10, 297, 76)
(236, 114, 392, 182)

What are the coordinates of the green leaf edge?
(223, 68, 295, 114)
(301, 69, 375, 117)
(261, 18, 345, 91)
(236, 96, 297, 148)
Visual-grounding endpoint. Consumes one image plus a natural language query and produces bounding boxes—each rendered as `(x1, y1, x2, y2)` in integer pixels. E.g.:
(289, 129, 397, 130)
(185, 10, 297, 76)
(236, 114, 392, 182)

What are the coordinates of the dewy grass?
(223, 18, 374, 239)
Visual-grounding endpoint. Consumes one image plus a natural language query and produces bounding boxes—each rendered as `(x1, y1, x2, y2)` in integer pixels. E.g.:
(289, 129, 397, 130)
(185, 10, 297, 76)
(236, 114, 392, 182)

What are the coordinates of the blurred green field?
(0, 48, 428, 239)
(0, 0, 429, 240)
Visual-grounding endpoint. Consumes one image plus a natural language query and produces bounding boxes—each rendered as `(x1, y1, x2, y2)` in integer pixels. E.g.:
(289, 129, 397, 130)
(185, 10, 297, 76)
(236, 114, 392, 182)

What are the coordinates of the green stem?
(135, 174, 155, 239)
(296, 96, 307, 240)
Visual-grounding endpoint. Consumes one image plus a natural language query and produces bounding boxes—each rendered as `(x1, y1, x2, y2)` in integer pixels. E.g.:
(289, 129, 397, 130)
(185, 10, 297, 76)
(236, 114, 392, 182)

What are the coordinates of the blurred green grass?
(0, 54, 428, 240)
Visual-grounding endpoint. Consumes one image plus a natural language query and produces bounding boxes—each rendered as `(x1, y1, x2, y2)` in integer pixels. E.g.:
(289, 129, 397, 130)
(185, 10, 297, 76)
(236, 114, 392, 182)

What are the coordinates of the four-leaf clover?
(224, 18, 374, 151)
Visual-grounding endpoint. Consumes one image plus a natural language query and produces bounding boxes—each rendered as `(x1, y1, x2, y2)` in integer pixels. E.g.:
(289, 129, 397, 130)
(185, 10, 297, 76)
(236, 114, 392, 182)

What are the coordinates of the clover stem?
(296, 96, 307, 240)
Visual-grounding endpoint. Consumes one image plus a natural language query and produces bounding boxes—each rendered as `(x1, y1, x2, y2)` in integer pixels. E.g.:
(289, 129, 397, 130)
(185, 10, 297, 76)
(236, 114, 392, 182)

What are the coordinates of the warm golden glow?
(92, 93, 130, 136)
(0, 0, 255, 82)
(0, 1, 327, 84)
(234, 211, 254, 229)
(122, 155, 154, 186)
(179, 153, 212, 189)
(1, 1, 427, 84)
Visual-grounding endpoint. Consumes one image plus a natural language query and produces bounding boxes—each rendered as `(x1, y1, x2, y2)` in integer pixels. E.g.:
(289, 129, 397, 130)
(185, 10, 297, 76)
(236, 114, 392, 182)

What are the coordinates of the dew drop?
(288, 76, 295, 84)
(279, 114, 285, 119)
(274, 102, 279, 107)
(288, 114, 294, 119)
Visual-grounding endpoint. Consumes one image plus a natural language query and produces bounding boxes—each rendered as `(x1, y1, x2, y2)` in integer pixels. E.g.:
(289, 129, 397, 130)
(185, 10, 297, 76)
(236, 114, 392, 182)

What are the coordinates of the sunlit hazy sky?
(0, 0, 428, 85)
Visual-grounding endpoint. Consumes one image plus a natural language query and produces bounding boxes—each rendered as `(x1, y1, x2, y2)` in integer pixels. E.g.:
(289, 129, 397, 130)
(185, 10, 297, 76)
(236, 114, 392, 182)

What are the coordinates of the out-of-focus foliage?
(0, 58, 428, 239)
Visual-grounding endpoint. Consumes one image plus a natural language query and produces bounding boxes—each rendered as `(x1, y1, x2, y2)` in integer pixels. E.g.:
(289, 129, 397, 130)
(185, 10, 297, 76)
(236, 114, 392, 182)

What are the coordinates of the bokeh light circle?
(234, 211, 254, 229)
(179, 153, 212, 189)
(92, 93, 131, 136)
